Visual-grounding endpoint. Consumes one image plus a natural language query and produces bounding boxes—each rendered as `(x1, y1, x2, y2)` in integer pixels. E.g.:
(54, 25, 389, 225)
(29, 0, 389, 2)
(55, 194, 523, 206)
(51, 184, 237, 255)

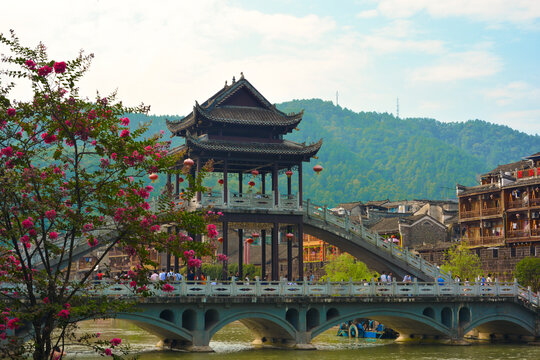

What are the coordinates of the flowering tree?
(0, 31, 218, 359)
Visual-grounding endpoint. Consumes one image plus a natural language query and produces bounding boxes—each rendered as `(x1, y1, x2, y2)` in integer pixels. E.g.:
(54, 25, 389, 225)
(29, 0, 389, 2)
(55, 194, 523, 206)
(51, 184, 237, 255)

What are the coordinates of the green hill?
(129, 99, 540, 206)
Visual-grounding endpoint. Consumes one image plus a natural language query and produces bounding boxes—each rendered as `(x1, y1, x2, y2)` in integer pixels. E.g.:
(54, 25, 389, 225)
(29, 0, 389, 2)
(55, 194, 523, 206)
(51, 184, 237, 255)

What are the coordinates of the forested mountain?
(129, 99, 540, 206)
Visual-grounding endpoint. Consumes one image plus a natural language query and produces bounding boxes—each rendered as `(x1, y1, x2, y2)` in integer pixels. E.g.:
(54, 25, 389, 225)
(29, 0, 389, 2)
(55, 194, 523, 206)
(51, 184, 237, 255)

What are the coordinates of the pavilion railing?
(71, 279, 537, 307)
(198, 191, 300, 210)
(304, 200, 452, 281)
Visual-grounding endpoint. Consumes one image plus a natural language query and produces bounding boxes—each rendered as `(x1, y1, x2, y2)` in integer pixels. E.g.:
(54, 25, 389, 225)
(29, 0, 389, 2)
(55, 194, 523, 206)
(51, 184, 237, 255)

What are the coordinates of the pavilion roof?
(184, 133, 322, 160)
(166, 76, 303, 135)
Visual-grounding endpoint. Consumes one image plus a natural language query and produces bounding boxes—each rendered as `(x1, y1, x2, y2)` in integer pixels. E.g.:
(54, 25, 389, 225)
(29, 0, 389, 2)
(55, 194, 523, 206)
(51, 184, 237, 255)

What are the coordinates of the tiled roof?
(185, 134, 322, 158)
(482, 160, 531, 176)
(166, 77, 303, 134)
(369, 217, 399, 233)
(166, 105, 303, 134)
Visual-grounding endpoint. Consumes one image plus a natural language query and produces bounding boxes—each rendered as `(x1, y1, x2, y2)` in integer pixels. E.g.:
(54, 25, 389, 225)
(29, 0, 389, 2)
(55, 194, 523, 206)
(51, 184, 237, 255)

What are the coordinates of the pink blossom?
(22, 217, 34, 229)
(111, 153, 117, 160)
(96, 332, 101, 338)
(0, 333, 5, 340)
(129, 281, 137, 288)
(100, 158, 110, 168)
(57, 309, 69, 319)
(29, 229, 37, 236)
(53, 61, 66, 74)
(117, 189, 125, 197)
(110, 338, 122, 346)
(38, 65, 52, 77)
(87, 109, 97, 120)
(43, 297, 49, 303)
(41, 132, 57, 144)
(49, 231, 58, 240)
(120, 117, 129, 126)
(162, 284, 174, 292)
(6, 108, 16, 117)
(217, 254, 228, 262)
(188, 258, 202, 268)
(120, 129, 130, 138)
(207, 224, 218, 239)
(7, 318, 19, 330)
(87, 238, 98, 247)
(25, 60, 36, 69)
(104, 348, 112, 356)
(1, 146, 13, 157)
(83, 223, 94, 231)
(91, 140, 97, 146)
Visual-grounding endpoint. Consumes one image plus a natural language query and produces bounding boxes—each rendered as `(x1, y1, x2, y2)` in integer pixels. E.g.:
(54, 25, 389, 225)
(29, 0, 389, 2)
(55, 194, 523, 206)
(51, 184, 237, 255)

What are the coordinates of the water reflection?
(71, 319, 540, 360)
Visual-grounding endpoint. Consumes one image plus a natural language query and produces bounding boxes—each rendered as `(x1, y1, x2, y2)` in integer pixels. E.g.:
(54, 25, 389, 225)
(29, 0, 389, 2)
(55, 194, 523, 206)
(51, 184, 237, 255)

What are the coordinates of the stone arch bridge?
(95, 279, 539, 352)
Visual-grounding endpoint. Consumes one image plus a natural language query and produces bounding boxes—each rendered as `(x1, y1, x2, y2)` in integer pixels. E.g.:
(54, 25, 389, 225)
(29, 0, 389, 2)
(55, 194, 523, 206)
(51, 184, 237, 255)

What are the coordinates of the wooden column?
(287, 168, 292, 196)
(174, 227, 179, 273)
(298, 222, 304, 279)
(273, 163, 279, 206)
(222, 221, 229, 256)
(239, 172, 243, 194)
(298, 163, 303, 205)
(261, 229, 267, 280)
(238, 228, 244, 279)
(287, 225, 292, 281)
(196, 158, 201, 202)
(175, 173, 180, 197)
(167, 173, 172, 193)
(223, 160, 228, 203)
(262, 172, 266, 194)
(222, 221, 229, 281)
(272, 223, 279, 280)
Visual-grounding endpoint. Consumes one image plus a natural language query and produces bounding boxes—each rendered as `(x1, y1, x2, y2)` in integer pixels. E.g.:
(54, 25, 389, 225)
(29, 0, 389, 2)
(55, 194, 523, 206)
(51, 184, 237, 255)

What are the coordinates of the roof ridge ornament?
(240, 72, 244, 79)
(232, 76, 236, 84)
(224, 80, 228, 88)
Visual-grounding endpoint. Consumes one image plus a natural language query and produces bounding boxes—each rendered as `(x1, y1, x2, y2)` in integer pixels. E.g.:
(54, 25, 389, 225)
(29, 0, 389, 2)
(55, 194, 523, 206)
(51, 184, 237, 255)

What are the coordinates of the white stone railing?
(84, 280, 538, 307)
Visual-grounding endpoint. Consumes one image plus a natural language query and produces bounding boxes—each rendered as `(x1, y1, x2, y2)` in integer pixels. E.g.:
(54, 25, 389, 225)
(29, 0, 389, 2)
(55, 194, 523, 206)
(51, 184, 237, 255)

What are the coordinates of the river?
(67, 319, 539, 359)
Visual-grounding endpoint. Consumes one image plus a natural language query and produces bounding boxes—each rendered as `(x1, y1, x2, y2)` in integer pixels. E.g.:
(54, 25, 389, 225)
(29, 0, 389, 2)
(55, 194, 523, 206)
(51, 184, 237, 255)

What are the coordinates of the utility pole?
(396, 97, 400, 119)
(336, 91, 339, 106)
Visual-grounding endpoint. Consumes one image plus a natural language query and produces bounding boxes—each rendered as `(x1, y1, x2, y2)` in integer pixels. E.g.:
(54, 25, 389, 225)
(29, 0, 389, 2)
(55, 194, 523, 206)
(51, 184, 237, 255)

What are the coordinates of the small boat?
(337, 320, 396, 340)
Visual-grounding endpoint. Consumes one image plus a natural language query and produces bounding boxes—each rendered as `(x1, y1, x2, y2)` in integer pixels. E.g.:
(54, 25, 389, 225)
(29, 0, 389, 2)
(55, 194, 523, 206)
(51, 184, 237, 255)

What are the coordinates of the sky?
(2, 0, 540, 135)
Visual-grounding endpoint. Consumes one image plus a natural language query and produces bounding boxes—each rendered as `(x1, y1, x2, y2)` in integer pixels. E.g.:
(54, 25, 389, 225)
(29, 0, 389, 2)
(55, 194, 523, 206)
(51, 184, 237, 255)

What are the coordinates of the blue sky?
(2, 0, 540, 134)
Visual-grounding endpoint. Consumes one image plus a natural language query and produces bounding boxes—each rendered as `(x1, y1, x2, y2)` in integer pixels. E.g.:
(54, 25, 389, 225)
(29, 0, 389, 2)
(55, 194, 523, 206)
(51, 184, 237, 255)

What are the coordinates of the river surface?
(68, 319, 539, 360)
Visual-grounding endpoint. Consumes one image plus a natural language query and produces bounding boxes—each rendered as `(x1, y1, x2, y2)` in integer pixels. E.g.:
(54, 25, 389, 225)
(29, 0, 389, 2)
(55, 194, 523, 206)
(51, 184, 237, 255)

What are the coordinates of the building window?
(493, 249, 498, 258)
(511, 247, 516, 258)
(531, 245, 536, 256)
(475, 249, 481, 257)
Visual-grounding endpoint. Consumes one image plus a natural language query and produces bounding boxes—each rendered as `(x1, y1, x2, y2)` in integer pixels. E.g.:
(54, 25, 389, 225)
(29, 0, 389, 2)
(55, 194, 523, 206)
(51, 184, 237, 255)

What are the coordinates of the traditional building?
(166, 75, 322, 281)
(456, 152, 540, 279)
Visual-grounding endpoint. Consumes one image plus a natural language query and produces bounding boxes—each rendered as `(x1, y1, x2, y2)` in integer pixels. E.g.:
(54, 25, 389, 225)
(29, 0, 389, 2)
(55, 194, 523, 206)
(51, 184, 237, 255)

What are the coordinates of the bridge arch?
(464, 313, 536, 336)
(310, 308, 451, 340)
(207, 311, 297, 344)
(115, 312, 192, 343)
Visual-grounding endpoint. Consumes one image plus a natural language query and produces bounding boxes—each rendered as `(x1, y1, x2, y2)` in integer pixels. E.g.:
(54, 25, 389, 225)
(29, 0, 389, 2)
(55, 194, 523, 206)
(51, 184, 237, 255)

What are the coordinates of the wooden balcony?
(530, 198, 540, 207)
(532, 228, 540, 237)
(463, 236, 504, 247)
(481, 206, 501, 216)
(507, 199, 528, 209)
(460, 209, 480, 219)
(507, 230, 529, 239)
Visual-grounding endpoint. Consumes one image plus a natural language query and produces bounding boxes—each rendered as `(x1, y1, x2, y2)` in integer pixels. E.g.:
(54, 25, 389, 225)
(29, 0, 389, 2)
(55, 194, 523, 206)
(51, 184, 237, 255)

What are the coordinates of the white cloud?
(493, 109, 540, 134)
(485, 82, 540, 106)
(374, 0, 540, 25)
(410, 51, 502, 82)
(356, 9, 378, 19)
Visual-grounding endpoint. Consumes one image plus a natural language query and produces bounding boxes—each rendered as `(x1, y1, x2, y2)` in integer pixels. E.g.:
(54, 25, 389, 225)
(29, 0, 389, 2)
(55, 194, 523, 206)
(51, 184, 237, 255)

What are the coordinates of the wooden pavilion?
(166, 74, 322, 281)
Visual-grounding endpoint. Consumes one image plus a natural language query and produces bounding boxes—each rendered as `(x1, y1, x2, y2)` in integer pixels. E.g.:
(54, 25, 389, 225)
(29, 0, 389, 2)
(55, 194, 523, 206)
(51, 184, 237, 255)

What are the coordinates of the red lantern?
(149, 173, 158, 183)
(246, 237, 254, 244)
(251, 170, 259, 176)
(218, 179, 224, 185)
(313, 165, 323, 175)
(178, 177, 184, 183)
(184, 158, 194, 167)
(252, 233, 260, 239)
(218, 237, 223, 244)
(286, 233, 294, 240)
(248, 180, 255, 187)
(285, 170, 293, 178)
